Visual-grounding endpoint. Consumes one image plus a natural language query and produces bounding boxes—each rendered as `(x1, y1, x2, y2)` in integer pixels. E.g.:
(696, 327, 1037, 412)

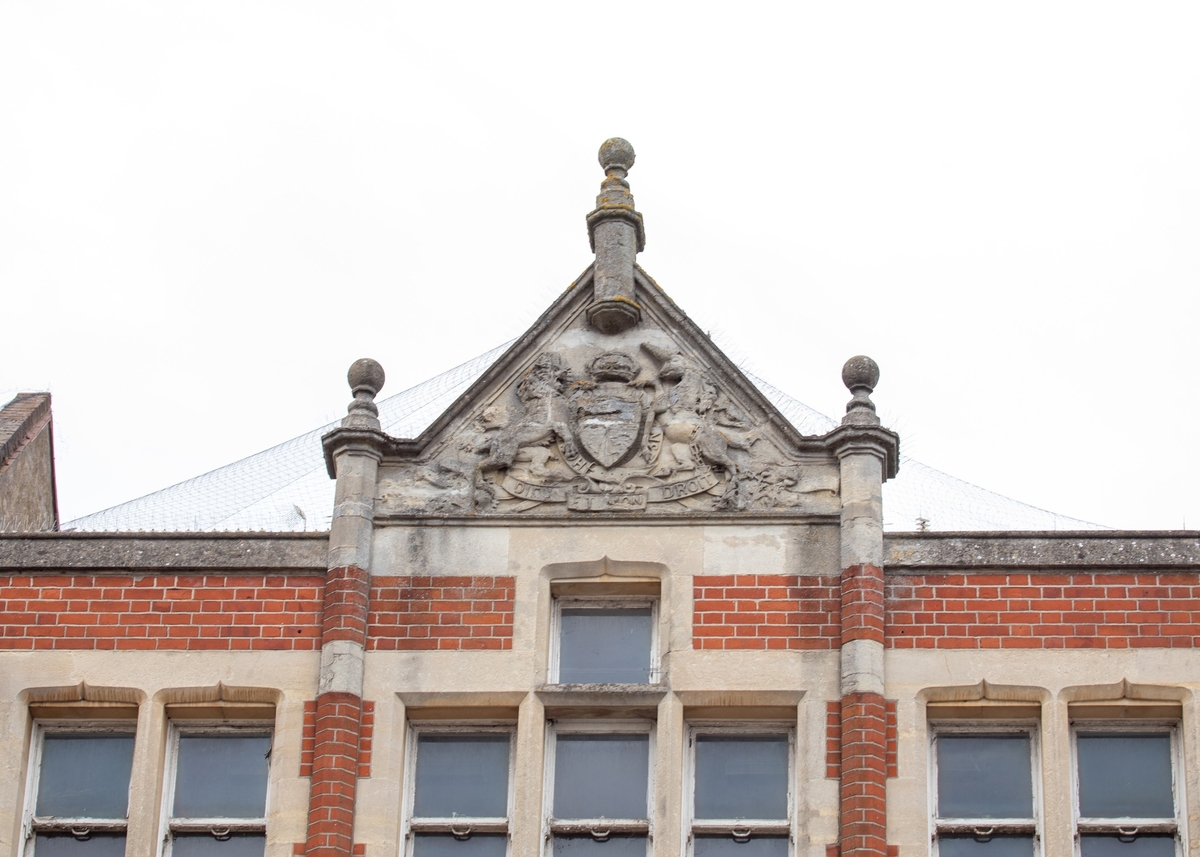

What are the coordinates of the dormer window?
(551, 597, 658, 685)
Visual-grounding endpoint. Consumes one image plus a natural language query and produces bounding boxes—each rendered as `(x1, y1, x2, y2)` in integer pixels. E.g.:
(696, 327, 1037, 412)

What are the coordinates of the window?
(545, 721, 653, 854)
(1072, 726, 1182, 857)
(551, 598, 657, 684)
(162, 727, 272, 857)
(24, 725, 136, 857)
(687, 727, 792, 856)
(930, 725, 1040, 857)
(403, 727, 514, 856)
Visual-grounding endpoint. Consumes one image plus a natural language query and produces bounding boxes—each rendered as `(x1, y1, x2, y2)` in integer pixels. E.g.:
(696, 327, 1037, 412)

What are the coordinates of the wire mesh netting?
(66, 342, 1104, 534)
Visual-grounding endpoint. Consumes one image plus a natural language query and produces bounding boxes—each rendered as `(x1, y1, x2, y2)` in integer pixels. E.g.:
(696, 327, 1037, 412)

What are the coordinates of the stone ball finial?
(599, 138, 635, 173)
(348, 358, 385, 398)
(841, 355, 879, 392)
(841, 355, 881, 426)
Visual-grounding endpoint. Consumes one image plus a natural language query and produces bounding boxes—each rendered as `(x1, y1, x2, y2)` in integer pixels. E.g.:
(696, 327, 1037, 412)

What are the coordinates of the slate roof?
(65, 343, 1103, 534)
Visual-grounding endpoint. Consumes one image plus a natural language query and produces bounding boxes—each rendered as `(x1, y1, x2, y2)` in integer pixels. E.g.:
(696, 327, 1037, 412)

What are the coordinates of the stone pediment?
(366, 266, 847, 519)
(323, 139, 897, 520)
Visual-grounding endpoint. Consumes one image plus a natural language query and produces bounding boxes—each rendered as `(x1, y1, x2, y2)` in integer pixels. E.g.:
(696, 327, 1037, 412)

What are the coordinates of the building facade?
(1, 140, 1197, 857)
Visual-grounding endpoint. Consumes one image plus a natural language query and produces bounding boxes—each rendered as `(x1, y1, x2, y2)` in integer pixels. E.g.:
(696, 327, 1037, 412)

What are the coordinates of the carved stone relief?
(377, 345, 838, 515)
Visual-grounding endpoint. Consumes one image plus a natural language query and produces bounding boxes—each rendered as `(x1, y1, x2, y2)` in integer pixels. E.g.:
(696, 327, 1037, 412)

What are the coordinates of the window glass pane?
(559, 608, 652, 684)
(171, 834, 266, 857)
(411, 833, 509, 857)
(33, 835, 126, 857)
(37, 734, 134, 819)
(414, 734, 510, 819)
(1077, 734, 1174, 819)
(937, 734, 1032, 819)
(551, 834, 646, 855)
(694, 735, 788, 820)
(1080, 834, 1176, 857)
(173, 735, 270, 819)
(553, 734, 649, 820)
(938, 835, 1035, 857)
(694, 834, 789, 856)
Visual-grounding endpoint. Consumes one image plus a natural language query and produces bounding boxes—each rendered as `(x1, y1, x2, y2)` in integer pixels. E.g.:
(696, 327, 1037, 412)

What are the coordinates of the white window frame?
(549, 596, 660, 685)
(401, 723, 516, 855)
(928, 721, 1042, 855)
(684, 724, 795, 853)
(1070, 721, 1185, 854)
(159, 722, 272, 857)
(542, 719, 655, 853)
(22, 721, 138, 856)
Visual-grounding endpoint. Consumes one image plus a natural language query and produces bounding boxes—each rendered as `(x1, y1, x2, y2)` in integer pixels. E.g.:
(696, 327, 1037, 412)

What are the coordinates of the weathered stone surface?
(376, 330, 843, 517)
(0, 532, 329, 570)
(885, 532, 1200, 569)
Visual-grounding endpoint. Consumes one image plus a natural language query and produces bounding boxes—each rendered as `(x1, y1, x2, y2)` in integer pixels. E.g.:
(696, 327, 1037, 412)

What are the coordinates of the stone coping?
(0, 531, 328, 571)
(885, 531, 1200, 570)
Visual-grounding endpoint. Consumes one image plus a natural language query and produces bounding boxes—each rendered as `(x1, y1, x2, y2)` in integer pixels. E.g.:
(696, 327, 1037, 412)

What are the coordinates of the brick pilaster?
(305, 691, 365, 857)
(841, 565, 885, 645)
(840, 691, 888, 857)
(304, 564, 371, 857)
(839, 561, 888, 857)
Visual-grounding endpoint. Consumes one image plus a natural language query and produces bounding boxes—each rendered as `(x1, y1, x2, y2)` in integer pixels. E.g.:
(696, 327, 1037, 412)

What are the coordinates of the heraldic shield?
(571, 388, 647, 469)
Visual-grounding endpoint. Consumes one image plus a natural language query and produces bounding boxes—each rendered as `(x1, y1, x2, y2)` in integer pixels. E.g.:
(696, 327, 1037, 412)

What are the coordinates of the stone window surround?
(684, 723, 795, 852)
(549, 595, 660, 686)
(399, 723, 516, 852)
(23, 719, 138, 855)
(160, 722, 274, 855)
(542, 717, 656, 851)
(1069, 721, 1184, 854)
(920, 688, 1192, 857)
(926, 719, 1042, 855)
(19, 690, 279, 857)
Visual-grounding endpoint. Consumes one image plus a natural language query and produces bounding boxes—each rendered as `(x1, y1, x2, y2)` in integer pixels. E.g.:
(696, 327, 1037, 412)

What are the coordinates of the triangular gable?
(365, 264, 853, 518)
(323, 138, 896, 520)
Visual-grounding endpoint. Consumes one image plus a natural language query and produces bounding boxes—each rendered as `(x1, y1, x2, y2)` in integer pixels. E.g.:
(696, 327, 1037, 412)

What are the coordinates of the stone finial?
(841, 355, 881, 426)
(599, 137, 636, 173)
(586, 137, 645, 335)
(344, 358, 385, 429)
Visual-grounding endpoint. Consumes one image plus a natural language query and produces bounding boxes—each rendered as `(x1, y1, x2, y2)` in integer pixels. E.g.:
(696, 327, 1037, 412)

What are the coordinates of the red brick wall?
(367, 576, 514, 651)
(826, 700, 898, 779)
(839, 691, 888, 857)
(692, 574, 840, 650)
(887, 572, 1200, 649)
(304, 692, 365, 857)
(322, 566, 370, 645)
(0, 574, 323, 650)
(842, 565, 885, 645)
(301, 699, 374, 779)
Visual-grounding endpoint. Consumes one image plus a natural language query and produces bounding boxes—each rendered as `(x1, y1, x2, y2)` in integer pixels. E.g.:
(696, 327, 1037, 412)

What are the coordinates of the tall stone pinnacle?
(585, 137, 645, 335)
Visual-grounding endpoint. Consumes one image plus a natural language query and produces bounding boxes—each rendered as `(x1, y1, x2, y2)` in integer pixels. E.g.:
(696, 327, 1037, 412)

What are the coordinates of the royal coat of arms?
(374, 343, 841, 516)
(570, 353, 647, 469)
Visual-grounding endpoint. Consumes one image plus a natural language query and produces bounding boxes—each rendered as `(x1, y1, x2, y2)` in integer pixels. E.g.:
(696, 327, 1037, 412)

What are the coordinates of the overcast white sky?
(2, 3, 1197, 530)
